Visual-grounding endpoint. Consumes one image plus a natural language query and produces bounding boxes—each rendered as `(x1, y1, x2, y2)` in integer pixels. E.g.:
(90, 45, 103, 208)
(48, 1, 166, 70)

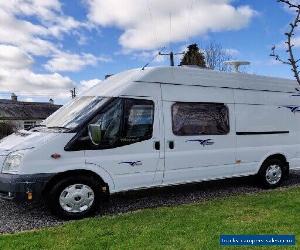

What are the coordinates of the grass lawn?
(0, 186, 299, 250)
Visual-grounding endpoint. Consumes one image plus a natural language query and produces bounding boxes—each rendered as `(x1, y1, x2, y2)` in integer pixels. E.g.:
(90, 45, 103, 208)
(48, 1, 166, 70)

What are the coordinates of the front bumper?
(0, 173, 54, 201)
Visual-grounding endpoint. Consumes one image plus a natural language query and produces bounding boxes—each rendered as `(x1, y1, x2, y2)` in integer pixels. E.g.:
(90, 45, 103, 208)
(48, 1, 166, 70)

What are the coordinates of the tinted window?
(172, 102, 229, 136)
(70, 98, 154, 150)
(121, 99, 154, 143)
(93, 99, 123, 147)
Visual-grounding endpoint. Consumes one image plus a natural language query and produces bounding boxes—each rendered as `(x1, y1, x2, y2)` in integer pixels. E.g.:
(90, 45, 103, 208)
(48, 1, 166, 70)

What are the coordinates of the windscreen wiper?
(47, 126, 72, 131)
(30, 124, 46, 131)
(33, 125, 46, 128)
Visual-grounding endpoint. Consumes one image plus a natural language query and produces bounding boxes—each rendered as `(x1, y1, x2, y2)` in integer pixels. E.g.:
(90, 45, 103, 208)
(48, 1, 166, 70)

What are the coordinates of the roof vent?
(224, 61, 250, 73)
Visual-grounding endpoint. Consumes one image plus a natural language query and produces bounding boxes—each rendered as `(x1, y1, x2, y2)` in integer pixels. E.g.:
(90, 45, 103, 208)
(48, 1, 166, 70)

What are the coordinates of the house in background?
(0, 94, 61, 138)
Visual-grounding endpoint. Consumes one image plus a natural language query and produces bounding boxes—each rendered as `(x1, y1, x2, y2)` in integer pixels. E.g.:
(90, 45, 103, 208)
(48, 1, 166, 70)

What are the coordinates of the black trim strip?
(135, 80, 295, 94)
(236, 131, 289, 135)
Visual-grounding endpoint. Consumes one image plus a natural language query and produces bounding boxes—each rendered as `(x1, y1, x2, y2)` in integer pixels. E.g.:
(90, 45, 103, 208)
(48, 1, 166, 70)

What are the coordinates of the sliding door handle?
(168, 141, 174, 149)
(154, 141, 160, 150)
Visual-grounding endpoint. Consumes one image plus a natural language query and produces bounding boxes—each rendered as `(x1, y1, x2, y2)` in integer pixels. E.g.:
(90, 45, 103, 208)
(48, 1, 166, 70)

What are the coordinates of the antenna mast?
(159, 51, 184, 66)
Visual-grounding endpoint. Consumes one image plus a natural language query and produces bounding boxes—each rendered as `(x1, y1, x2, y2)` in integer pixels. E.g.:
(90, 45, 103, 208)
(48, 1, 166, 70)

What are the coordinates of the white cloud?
(0, 68, 74, 97)
(0, 0, 83, 38)
(78, 79, 102, 94)
(0, 1, 106, 99)
(0, 9, 53, 56)
(0, 45, 33, 70)
(281, 0, 300, 14)
(275, 35, 300, 51)
(128, 50, 166, 63)
(0, 44, 73, 97)
(86, 0, 256, 50)
(0, 0, 62, 20)
(45, 52, 111, 72)
(291, 36, 300, 48)
(0, 1, 94, 56)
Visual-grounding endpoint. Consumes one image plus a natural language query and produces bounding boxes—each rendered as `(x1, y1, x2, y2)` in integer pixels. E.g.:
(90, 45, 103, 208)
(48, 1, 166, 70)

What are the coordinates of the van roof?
(83, 66, 299, 96)
(137, 66, 298, 93)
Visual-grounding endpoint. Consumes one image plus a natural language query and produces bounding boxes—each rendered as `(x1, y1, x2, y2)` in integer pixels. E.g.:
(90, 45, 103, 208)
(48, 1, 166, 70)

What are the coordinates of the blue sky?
(0, 0, 298, 103)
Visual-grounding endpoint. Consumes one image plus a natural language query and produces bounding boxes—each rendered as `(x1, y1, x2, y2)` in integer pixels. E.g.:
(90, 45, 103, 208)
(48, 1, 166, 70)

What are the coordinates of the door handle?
(168, 141, 174, 149)
(154, 141, 160, 150)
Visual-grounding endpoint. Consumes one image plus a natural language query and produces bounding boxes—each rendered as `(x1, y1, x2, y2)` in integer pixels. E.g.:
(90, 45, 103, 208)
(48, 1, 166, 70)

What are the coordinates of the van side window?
(94, 99, 123, 147)
(121, 99, 154, 144)
(172, 102, 229, 136)
(70, 98, 154, 151)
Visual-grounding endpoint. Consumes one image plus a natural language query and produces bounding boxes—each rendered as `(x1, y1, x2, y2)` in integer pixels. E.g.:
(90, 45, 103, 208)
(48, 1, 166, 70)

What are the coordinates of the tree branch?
(271, 0, 300, 86)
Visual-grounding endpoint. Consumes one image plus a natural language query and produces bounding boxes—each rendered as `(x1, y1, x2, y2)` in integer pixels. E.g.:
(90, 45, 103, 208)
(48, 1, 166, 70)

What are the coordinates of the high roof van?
(0, 66, 299, 219)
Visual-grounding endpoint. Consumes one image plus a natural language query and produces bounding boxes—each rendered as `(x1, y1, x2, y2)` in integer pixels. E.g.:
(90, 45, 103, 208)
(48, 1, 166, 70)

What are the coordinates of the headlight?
(2, 152, 24, 174)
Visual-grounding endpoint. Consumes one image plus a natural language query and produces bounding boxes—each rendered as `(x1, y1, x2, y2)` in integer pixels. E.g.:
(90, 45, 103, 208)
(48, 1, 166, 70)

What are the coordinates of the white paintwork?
(0, 66, 300, 194)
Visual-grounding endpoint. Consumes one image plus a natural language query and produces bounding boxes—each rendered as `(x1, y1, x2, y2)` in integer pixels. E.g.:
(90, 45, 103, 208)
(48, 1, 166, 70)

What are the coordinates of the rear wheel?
(47, 175, 103, 219)
(258, 158, 288, 188)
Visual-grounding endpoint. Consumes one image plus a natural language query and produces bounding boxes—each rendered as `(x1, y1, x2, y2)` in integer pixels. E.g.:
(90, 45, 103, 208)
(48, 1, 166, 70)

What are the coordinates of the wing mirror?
(88, 124, 102, 145)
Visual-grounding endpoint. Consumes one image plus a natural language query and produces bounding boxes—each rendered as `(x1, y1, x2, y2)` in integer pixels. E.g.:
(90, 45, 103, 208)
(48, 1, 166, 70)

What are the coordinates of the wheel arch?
(42, 169, 111, 197)
(258, 152, 289, 174)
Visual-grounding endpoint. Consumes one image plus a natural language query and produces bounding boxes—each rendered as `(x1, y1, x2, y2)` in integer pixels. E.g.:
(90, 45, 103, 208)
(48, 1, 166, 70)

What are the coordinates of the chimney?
(49, 98, 54, 105)
(11, 93, 17, 102)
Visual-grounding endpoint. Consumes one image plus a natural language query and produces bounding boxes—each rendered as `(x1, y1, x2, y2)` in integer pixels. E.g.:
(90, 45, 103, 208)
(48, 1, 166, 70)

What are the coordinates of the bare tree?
(204, 41, 233, 72)
(270, 0, 300, 87)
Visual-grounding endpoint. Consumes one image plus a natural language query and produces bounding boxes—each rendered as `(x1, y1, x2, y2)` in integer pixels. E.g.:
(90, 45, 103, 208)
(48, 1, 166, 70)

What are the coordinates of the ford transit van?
(0, 66, 299, 219)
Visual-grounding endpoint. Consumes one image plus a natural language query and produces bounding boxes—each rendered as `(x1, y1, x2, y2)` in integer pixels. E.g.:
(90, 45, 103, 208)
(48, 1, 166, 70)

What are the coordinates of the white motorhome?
(0, 66, 299, 219)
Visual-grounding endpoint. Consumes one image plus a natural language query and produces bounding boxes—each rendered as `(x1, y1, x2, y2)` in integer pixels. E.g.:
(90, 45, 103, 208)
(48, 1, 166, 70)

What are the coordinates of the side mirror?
(88, 124, 102, 145)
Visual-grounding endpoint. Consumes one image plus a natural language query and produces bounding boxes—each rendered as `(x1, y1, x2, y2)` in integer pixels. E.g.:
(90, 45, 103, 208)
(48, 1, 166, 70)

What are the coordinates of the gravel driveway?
(1, 171, 300, 234)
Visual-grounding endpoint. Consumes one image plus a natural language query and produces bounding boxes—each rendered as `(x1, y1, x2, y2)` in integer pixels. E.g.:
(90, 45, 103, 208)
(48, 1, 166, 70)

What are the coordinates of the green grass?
(1, 187, 300, 250)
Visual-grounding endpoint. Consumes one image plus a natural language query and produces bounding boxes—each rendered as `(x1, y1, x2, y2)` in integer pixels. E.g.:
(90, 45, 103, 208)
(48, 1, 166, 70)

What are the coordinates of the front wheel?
(47, 175, 102, 219)
(258, 158, 287, 188)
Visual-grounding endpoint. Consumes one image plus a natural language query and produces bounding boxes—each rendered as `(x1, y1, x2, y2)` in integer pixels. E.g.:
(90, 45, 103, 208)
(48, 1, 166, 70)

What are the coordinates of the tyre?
(47, 175, 103, 219)
(258, 158, 288, 188)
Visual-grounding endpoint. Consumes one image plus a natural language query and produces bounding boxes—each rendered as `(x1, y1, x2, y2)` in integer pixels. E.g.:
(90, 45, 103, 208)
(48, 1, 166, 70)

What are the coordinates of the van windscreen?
(42, 96, 108, 129)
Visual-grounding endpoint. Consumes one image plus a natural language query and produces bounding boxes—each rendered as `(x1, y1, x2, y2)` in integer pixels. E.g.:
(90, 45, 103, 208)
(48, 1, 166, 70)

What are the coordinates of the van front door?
(83, 95, 163, 192)
(162, 100, 236, 185)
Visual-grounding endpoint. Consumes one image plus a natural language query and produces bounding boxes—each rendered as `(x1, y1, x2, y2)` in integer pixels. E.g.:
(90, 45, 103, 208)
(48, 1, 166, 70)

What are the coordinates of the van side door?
(162, 84, 236, 185)
(80, 95, 163, 192)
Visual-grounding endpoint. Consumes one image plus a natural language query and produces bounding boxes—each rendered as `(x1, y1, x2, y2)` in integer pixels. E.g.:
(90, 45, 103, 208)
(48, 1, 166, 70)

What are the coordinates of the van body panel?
(0, 66, 299, 199)
(83, 86, 163, 192)
(233, 88, 300, 175)
(18, 133, 84, 175)
(161, 84, 234, 103)
(136, 67, 298, 92)
(0, 130, 60, 152)
(161, 84, 237, 185)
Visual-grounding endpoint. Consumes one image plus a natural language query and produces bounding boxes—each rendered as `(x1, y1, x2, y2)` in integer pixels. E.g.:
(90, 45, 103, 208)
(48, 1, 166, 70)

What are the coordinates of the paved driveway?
(1, 171, 300, 234)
